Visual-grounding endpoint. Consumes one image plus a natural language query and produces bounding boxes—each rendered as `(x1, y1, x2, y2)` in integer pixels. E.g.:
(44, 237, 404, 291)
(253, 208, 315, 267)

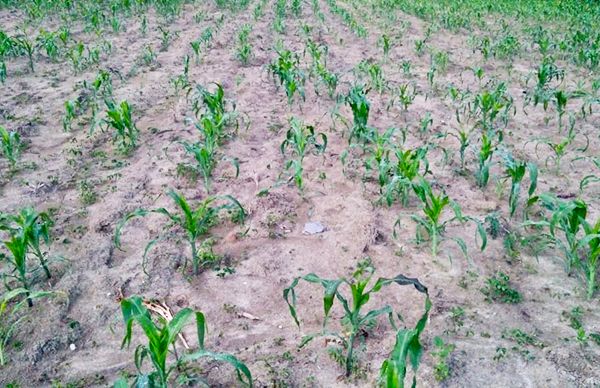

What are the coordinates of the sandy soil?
(1, 0, 599, 387)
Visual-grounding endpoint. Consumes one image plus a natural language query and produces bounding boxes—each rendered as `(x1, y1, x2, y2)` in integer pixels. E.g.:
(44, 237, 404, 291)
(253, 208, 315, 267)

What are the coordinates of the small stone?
(303, 222, 326, 235)
(69, 343, 76, 351)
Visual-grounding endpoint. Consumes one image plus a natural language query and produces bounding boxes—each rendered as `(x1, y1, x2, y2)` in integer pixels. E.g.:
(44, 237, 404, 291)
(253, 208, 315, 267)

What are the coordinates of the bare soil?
(1, 1, 599, 387)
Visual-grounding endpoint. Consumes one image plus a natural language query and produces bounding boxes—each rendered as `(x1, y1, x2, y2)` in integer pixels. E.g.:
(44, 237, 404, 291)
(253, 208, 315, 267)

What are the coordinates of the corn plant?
(200, 27, 213, 46)
(115, 190, 245, 275)
(291, 0, 302, 16)
(379, 295, 431, 387)
(344, 85, 374, 144)
(553, 90, 569, 129)
(13, 34, 35, 72)
(280, 117, 327, 190)
(366, 139, 430, 207)
(0, 126, 22, 169)
(158, 26, 177, 51)
(142, 44, 157, 66)
(117, 296, 252, 387)
(36, 29, 59, 61)
(391, 147, 430, 205)
(1, 288, 55, 366)
(502, 154, 538, 218)
(470, 83, 513, 133)
(180, 120, 239, 193)
(269, 49, 306, 105)
(539, 196, 599, 299)
(0, 208, 54, 307)
(180, 138, 218, 192)
(104, 100, 139, 154)
(171, 61, 192, 97)
(305, 39, 338, 98)
(236, 24, 252, 65)
(475, 132, 498, 188)
(448, 128, 471, 171)
(190, 40, 201, 63)
(190, 83, 238, 138)
(432, 50, 449, 74)
(67, 42, 85, 72)
(0, 61, 5, 83)
(284, 260, 431, 382)
(62, 100, 76, 132)
(525, 59, 564, 111)
(357, 60, 386, 93)
(379, 34, 390, 57)
(393, 84, 416, 111)
(404, 179, 486, 257)
(535, 125, 578, 172)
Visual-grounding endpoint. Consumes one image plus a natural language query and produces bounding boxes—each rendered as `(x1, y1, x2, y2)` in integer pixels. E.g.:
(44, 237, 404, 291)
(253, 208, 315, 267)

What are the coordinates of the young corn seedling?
(405, 179, 486, 257)
(379, 34, 390, 57)
(579, 218, 599, 299)
(13, 33, 35, 72)
(280, 117, 327, 190)
(190, 83, 238, 138)
(190, 40, 201, 63)
(357, 60, 386, 93)
(0, 208, 54, 306)
(469, 82, 513, 134)
(117, 296, 252, 387)
(170, 55, 191, 96)
(0, 126, 22, 170)
(269, 49, 306, 105)
(180, 119, 239, 193)
(390, 147, 430, 206)
(535, 125, 580, 173)
(502, 153, 538, 218)
(236, 24, 252, 66)
(180, 137, 218, 193)
(394, 83, 416, 111)
(284, 260, 431, 383)
(114, 190, 245, 275)
(553, 90, 569, 129)
(525, 59, 564, 111)
(0, 61, 5, 83)
(36, 30, 59, 61)
(200, 27, 213, 46)
(304, 40, 338, 98)
(158, 26, 177, 51)
(344, 85, 374, 144)
(1, 288, 55, 366)
(67, 42, 86, 73)
(104, 100, 139, 154)
(62, 100, 76, 132)
(475, 132, 498, 188)
(448, 128, 471, 171)
(539, 195, 599, 298)
(366, 139, 430, 207)
(432, 51, 449, 74)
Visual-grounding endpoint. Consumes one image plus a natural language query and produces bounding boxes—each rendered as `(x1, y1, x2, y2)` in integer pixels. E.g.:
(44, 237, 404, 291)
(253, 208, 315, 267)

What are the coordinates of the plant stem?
(431, 227, 439, 256)
(34, 248, 51, 279)
(588, 267, 596, 299)
(345, 331, 357, 377)
(191, 239, 199, 275)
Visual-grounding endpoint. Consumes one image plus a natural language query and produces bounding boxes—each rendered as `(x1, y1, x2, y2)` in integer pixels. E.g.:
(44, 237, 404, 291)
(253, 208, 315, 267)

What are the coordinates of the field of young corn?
(1, 0, 600, 386)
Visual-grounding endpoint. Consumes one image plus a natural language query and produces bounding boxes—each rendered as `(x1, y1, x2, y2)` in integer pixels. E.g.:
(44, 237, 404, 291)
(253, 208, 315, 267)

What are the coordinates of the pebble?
(303, 222, 326, 235)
